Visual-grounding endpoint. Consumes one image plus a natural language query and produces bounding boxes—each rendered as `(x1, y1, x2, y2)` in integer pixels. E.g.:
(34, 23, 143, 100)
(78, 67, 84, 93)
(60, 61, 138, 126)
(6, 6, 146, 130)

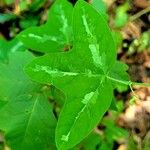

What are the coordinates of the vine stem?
(106, 76, 130, 85)
(129, 83, 139, 99)
(107, 76, 150, 100)
(132, 82, 150, 87)
(130, 7, 150, 21)
(106, 76, 150, 87)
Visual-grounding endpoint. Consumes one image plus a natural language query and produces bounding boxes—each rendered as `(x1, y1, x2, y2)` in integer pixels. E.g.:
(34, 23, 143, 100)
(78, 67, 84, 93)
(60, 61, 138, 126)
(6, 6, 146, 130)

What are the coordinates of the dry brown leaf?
(134, 0, 150, 9)
(118, 99, 150, 137)
(122, 22, 141, 39)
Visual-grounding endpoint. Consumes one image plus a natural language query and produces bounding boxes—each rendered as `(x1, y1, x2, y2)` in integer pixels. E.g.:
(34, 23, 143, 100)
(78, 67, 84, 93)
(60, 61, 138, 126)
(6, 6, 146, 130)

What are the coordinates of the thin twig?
(130, 7, 150, 21)
(107, 76, 150, 87)
(129, 82, 139, 100)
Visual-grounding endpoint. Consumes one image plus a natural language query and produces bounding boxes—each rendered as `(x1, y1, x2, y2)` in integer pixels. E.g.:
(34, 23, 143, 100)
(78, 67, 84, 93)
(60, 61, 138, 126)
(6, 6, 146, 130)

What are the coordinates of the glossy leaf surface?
(25, 0, 116, 149)
(18, 0, 73, 53)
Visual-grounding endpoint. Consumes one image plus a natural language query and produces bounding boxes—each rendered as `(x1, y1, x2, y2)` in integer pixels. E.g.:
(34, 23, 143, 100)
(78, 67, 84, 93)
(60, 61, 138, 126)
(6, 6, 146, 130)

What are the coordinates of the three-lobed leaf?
(0, 38, 25, 63)
(25, 0, 117, 149)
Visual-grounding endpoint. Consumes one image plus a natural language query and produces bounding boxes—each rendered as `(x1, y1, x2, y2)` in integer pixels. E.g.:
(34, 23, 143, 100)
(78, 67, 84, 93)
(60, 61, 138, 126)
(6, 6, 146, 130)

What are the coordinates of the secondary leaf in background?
(91, 0, 106, 13)
(114, 2, 130, 28)
(25, 0, 117, 149)
(111, 31, 123, 49)
(96, 110, 128, 150)
(127, 31, 150, 55)
(109, 97, 117, 111)
(109, 61, 129, 82)
(19, 15, 39, 29)
(18, 0, 73, 53)
(29, 0, 47, 11)
(90, 0, 108, 20)
(0, 38, 26, 63)
(0, 51, 56, 150)
(80, 132, 101, 150)
(0, 13, 17, 24)
(127, 136, 137, 150)
(109, 61, 130, 92)
(3, 0, 13, 5)
(102, 119, 128, 141)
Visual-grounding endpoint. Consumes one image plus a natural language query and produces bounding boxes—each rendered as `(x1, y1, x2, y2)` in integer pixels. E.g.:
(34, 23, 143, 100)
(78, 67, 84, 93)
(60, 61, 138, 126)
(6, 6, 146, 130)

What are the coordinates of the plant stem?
(129, 83, 139, 99)
(132, 82, 150, 87)
(106, 76, 130, 85)
(107, 76, 150, 99)
(130, 7, 150, 21)
(107, 76, 150, 87)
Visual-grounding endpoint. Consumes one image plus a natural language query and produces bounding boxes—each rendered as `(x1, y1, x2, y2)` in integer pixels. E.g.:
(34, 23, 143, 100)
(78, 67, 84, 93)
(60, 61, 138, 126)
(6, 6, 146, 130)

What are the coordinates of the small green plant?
(0, 0, 149, 150)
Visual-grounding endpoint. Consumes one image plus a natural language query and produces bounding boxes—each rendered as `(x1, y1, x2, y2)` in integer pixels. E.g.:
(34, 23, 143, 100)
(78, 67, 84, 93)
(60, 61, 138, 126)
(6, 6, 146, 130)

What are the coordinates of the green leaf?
(81, 132, 101, 150)
(0, 38, 26, 63)
(91, 0, 107, 13)
(109, 97, 117, 111)
(19, 15, 39, 29)
(0, 51, 35, 100)
(109, 61, 130, 92)
(26, 55, 113, 149)
(127, 136, 137, 150)
(25, 0, 116, 149)
(0, 13, 16, 23)
(98, 140, 113, 150)
(0, 94, 56, 150)
(114, 3, 130, 28)
(143, 131, 150, 150)
(73, 0, 116, 73)
(0, 51, 56, 150)
(98, 118, 128, 150)
(90, 0, 108, 20)
(29, 0, 47, 11)
(56, 78, 112, 150)
(102, 118, 128, 140)
(18, 0, 28, 11)
(111, 31, 123, 49)
(18, 0, 73, 53)
(109, 61, 129, 82)
(4, 0, 14, 5)
(50, 86, 65, 107)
